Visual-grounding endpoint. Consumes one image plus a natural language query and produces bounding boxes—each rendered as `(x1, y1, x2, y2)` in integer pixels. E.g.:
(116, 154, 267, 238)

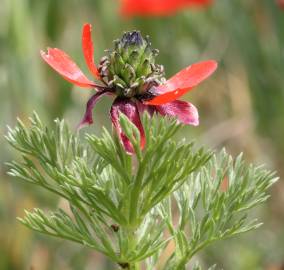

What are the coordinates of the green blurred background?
(1, 0, 284, 269)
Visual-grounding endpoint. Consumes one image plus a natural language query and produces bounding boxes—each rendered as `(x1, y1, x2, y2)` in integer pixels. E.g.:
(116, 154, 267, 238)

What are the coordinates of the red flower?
(120, 0, 213, 17)
(41, 24, 217, 154)
(276, 0, 284, 9)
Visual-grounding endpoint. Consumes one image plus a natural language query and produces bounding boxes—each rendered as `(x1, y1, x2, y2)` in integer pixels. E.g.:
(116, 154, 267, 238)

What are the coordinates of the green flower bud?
(98, 31, 165, 97)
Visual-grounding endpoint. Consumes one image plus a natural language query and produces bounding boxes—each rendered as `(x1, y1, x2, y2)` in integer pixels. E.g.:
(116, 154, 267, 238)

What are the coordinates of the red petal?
(77, 91, 110, 130)
(120, 0, 212, 17)
(277, 0, 284, 9)
(110, 98, 145, 154)
(146, 60, 217, 105)
(121, 0, 182, 17)
(155, 100, 199, 126)
(82, 24, 101, 80)
(41, 48, 96, 88)
(183, 0, 213, 6)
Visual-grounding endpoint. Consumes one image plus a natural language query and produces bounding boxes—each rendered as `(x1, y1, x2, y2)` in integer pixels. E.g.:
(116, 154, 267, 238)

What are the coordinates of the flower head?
(98, 30, 164, 99)
(41, 24, 217, 154)
(120, 0, 213, 17)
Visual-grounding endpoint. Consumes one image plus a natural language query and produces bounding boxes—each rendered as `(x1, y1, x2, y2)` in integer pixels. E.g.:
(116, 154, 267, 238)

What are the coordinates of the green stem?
(118, 228, 141, 270)
(128, 229, 141, 270)
(175, 239, 215, 269)
(128, 262, 140, 270)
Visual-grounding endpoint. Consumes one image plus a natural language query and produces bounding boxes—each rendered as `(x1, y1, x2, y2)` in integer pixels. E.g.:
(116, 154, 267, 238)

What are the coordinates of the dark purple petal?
(136, 101, 156, 116)
(155, 100, 199, 126)
(77, 91, 109, 130)
(110, 98, 145, 154)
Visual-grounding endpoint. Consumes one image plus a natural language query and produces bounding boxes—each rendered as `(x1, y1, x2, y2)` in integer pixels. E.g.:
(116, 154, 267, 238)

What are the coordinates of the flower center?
(98, 31, 165, 98)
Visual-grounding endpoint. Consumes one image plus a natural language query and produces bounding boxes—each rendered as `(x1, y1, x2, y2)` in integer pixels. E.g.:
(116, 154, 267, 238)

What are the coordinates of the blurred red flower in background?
(276, 0, 284, 9)
(120, 0, 213, 17)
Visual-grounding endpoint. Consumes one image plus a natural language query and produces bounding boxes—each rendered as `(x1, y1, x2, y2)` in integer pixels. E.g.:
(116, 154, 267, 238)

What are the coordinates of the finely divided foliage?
(6, 112, 277, 269)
